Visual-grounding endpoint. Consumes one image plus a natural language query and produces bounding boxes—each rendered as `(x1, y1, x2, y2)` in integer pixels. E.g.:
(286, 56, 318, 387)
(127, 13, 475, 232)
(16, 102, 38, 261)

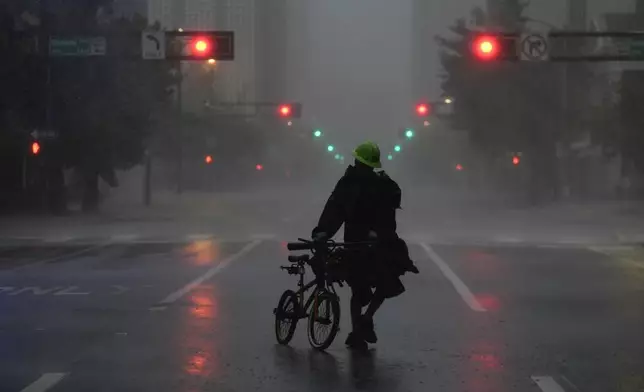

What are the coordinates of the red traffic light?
(205, 155, 213, 164)
(191, 37, 213, 57)
(456, 163, 464, 171)
(416, 103, 430, 116)
(255, 164, 264, 171)
(31, 141, 41, 155)
(512, 156, 520, 166)
(473, 35, 500, 61)
(278, 104, 291, 117)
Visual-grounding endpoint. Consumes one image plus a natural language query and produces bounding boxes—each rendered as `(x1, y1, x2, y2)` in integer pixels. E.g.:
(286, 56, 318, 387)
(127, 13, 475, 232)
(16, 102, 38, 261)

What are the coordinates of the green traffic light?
(327, 145, 335, 152)
(405, 129, 414, 138)
(334, 153, 340, 160)
(394, 145, 401, 152)
(387, 154, 393, 161)
(313, 129, 322, 137)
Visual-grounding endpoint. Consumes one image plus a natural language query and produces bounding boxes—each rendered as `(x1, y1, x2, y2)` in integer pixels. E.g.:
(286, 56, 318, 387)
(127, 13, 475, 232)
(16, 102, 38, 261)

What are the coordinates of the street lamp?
(444, 97, 453, 104)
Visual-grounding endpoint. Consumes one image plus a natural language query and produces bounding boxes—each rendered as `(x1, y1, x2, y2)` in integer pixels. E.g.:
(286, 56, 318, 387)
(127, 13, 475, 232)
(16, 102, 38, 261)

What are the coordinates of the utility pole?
(560, 0, 587, 199)
(173, 61, 184, 195)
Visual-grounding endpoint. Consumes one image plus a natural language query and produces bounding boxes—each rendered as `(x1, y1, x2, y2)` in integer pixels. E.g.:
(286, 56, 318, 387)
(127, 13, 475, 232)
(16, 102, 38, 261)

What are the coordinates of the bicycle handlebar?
(286, 238, 377, 251)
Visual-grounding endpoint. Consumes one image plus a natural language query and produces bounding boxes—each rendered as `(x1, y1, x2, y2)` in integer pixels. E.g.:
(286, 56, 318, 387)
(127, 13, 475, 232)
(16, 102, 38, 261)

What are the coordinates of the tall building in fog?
(255, 0, 288, 102)
(411, 0, 432, 100)
(184, 0, 215, 29)
(147, 0, 184, 29)
(111, 0, 147, 19)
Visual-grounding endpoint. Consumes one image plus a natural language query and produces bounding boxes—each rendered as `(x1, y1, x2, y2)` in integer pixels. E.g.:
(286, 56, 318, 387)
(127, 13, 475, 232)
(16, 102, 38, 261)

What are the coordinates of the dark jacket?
(312, 165, 402, 243)
(312, 165, 417, 298)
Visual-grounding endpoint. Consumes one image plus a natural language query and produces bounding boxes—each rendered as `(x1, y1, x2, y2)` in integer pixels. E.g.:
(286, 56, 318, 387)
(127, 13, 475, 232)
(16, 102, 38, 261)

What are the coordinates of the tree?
(45, 8, 176, 211)
(434, 3, 587, 202)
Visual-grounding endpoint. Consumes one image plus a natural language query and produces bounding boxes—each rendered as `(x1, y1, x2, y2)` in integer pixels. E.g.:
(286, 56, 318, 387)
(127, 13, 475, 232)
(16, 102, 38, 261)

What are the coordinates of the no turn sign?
(520, 33, 549, 61)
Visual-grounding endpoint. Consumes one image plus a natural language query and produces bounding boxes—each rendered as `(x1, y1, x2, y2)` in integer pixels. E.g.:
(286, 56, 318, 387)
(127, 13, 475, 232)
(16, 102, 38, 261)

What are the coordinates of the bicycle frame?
(291, 256, 340, 320)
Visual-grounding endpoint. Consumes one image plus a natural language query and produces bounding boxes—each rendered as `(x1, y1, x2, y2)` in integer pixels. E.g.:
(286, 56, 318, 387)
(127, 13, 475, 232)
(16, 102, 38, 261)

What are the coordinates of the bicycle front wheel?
(274, 290, 299, 345)
(307, 292, 340, 351)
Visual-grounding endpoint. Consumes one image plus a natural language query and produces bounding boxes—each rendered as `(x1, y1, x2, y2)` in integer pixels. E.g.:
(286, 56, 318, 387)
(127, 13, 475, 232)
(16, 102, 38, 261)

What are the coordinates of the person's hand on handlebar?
(312, 231, 328, 243)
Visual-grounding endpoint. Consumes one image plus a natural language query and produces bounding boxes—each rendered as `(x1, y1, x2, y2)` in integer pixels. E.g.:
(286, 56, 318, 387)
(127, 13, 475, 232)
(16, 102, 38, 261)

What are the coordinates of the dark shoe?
(345, 332, 368, 350)
(361, 317, 378, 344)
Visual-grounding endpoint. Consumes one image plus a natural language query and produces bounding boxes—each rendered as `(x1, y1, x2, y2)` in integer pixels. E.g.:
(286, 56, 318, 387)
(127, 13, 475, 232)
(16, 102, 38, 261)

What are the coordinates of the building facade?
(411, 0, 432, 101)
(254, 0, 288, 103)
(111, 0, 147, 19)
(147, 0, 184, 30)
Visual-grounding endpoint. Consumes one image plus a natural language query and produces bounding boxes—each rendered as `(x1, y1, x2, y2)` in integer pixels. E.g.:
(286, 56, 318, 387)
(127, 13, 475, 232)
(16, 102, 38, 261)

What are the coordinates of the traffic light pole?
(176, 62, 184, 195)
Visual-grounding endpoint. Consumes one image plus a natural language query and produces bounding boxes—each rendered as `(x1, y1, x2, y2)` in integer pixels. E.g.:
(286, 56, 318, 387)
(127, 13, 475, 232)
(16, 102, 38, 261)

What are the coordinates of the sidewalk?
(400, 189, 644, 246)
(2, 189, 644, 247)
(0, 189, 324, 244)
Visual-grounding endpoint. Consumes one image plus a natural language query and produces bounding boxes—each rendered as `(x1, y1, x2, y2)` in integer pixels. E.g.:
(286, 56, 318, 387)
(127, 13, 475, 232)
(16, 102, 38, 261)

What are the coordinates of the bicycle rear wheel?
(274, 290, 299, 345)
(307, 292, 340, 351)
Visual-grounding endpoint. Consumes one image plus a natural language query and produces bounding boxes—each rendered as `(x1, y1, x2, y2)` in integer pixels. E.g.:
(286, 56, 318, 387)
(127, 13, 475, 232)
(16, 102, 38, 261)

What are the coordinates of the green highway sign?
(49, 37, 107, 57)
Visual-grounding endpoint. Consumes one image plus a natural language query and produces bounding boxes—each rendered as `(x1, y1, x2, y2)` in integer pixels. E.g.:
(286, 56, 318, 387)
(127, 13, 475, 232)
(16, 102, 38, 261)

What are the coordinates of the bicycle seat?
(288, 255, 310, 263)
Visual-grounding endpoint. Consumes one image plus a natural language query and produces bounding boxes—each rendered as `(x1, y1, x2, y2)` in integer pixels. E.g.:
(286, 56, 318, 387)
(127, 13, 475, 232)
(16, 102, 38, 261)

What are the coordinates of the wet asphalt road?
(0, 201, 643, 391)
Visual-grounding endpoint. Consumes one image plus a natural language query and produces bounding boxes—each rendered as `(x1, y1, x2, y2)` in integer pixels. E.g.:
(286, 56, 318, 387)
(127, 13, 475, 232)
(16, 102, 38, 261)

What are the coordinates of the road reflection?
(179, 283, 220, 380)
(464, 340, 505, 392)
(184, 239, 221, 266)
(272, 346, 402, 391)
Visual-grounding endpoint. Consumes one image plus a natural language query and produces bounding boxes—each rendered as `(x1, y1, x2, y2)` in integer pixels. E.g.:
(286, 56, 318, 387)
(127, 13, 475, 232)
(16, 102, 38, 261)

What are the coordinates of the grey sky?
(300, 0, 635, 150)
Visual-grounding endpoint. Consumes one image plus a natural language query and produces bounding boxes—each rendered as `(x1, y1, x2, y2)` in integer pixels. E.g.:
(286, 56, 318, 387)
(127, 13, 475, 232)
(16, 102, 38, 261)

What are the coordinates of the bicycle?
(273, 238, 374, 350)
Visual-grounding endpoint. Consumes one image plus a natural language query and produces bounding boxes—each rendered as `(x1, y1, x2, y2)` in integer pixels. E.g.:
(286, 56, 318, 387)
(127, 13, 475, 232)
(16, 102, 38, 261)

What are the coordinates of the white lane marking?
(110, 234, 139, 242)
(560, 375, 581, 391)
(111, 285, 130, 295)
(186, 234, 213, 241)
(20, 373, 67, 392)
(44, 235, 74, 243)
(12, 243, 109, 272)
(531, 376, 567, 392)
(53, 286, 90, 296)
(420, 243, 486, 312)
(159, 239, 263, 304)
(250, 234, 275, 240)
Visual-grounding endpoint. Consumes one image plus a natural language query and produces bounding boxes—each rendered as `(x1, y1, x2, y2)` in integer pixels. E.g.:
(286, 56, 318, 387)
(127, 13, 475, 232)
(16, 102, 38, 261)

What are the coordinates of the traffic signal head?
(387, 154, 393, 161)
(194, 38, 210, 53)
(327, 145, 335, 152)
(31, 141, 41, 155)
(473, 35, 499, 60)
(334, 153, 341, 160)
(405, 129, 414, 139)
(456, 163, 464, 171)
(278, 104, 291, 117)
(512, 156, 520, 166)
(471, 34, 516, 61)
(277, 102, 302, 118)
(416, 103, 430, 116)
(313, 129, 322, 138)
(394, 145, 401, 152)
(205, 155, 213, 164)
(256, 164, 264, 171)
(166, 31, 234, 61)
